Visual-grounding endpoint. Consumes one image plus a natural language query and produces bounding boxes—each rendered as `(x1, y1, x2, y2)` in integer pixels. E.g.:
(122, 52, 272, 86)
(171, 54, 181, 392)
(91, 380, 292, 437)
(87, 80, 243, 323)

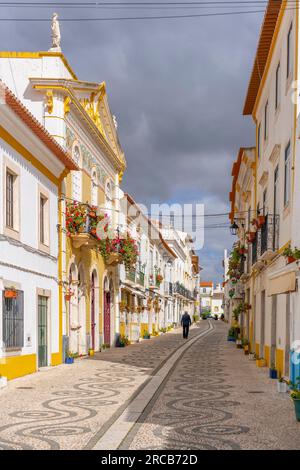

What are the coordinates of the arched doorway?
(103, 277, 111, 345)
(91, 269, 99, 351)
(78, 266, 86, 355)
(68, 262, 79, 354)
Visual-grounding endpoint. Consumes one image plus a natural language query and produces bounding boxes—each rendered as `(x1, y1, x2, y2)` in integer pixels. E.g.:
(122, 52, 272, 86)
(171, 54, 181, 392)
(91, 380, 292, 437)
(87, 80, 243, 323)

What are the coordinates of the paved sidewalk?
(0, 324, 204, 450)
(125, 322, 300, 450)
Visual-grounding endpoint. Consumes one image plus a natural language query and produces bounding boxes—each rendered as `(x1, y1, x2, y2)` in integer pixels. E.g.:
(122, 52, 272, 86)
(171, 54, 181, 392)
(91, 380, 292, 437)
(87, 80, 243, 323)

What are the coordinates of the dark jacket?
(181, 313, 191, 327)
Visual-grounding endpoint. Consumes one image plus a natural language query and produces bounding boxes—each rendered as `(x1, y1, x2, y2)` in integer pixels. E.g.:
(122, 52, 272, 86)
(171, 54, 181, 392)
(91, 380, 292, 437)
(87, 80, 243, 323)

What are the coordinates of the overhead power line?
(0, 9, 271, 20)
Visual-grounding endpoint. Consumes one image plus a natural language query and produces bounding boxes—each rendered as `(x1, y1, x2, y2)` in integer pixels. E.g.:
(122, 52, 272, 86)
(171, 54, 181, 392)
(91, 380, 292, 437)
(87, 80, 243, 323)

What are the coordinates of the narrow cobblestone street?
(1, 321, 300, 450)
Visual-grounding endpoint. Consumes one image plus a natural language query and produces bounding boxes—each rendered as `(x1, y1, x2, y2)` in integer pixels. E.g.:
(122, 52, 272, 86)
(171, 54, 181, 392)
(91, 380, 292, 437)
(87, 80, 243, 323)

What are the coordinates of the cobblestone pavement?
(0, 324, 205, 450)
(124, 321, 300, 450)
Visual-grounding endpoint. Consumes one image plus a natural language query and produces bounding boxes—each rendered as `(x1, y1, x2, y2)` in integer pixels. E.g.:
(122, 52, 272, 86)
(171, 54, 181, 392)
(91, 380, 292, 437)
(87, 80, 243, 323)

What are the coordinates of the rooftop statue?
(50, 12, 61, 51)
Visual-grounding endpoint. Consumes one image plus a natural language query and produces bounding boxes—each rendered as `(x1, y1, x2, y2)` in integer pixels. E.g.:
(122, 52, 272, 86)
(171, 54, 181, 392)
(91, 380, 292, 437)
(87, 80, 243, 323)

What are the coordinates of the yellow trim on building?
(0, 51, 78, 80)
(0, 354, 36, 380)
(0, 126, 59, 186)
(252, 3, 287, 118)
(51, 352, 62, 367)
(255, 342, 260, 356)
(276, 348, 284, 376)
(264, 345, 271, 367)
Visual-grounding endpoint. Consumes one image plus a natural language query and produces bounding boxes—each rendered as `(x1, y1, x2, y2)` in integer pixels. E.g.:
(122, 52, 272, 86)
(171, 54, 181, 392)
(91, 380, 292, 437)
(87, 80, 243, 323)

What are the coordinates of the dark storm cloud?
(0, 3, 263, 280)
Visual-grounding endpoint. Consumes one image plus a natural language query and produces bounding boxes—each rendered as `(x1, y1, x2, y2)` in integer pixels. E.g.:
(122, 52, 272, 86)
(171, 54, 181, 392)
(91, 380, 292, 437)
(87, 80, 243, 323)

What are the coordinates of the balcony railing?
(126, 270, 136, 283)
(137, 271, 145, 287)
(174, 282, 193, 300)
(251, 232, 258, 265)
(126, 268, 145, 287)
(260, 214, 279, 259)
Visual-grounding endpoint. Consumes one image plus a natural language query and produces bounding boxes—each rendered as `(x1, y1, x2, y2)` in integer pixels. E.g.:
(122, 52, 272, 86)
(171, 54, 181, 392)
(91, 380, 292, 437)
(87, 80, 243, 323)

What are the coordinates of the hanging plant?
(99, 233, 138, 270)
(257, 215, 266, 227)
(229, 288, 235, 298)
(282, 247, 300, 264)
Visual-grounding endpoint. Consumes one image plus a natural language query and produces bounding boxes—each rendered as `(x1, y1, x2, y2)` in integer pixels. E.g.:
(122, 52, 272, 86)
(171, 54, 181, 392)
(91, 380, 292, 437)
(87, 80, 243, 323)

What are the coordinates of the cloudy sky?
(0, 1, 262, 281)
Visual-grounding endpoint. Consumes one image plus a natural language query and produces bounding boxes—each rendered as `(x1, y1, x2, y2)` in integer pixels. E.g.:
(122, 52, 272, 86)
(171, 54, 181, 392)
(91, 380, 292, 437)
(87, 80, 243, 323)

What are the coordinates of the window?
(257, 123, 261, 159)
(274, 164, 279, 215)
(39, 195, 47, 245)
(3, 290, 24, 349)
(264, 101, 268, 141)
(287, 23, 293, 78)
(275, 63, 280, 109)
(91, 170, 98, 206)
(6, 171, 14, 228)
(263, 189, 267, 215)
(284, 142, 291, 206)
(203, 288, 206, 293)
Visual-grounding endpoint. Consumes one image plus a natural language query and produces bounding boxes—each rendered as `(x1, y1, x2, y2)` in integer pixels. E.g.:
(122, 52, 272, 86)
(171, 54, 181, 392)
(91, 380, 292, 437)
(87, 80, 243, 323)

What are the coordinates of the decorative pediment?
(79, 84, 106, 138)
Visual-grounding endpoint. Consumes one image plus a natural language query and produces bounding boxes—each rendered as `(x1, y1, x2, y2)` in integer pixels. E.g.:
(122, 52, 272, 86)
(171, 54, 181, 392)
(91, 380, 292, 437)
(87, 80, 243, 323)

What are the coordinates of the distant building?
(200, 281, 224, 317)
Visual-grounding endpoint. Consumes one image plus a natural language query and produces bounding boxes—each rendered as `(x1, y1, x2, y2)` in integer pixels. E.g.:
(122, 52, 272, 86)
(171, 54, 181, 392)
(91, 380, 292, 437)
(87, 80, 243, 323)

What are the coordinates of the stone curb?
(92, 321, 214, 450)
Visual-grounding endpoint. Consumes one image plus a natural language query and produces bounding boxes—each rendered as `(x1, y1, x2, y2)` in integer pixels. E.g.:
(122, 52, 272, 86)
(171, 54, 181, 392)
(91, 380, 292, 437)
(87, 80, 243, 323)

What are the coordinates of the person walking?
(181, 311, 192, 339)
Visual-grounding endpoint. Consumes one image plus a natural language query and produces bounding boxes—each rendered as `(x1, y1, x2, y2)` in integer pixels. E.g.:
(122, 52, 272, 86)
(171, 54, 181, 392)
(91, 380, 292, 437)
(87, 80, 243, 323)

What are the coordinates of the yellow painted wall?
(51, 352, 62, 366)
(140, 323, 149, 337)
(249, 320, 253, 352)
(120, 322, 126, 337)
(65, 172, 107, 347)
(276, 348, 284, 377)
(264, 345, 270, 367)
(0, 354, 36, 380)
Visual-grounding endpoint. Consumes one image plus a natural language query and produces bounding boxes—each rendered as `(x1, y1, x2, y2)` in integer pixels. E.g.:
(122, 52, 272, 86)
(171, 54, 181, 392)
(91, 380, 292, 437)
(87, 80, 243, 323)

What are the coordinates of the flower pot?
(0, 377, 8, 389)
(244, 346, 249, 355)
(293, 399, 300, 421)
(269, 369, 278, 379)
(248, 353, 255, 361)
(277, 381, 288, 393)
(4, 289, 17, 299)
(287, 256, 296, 264)
(257, 215, 266, 227)
(88, 349, 94, 357)
(65, 357, 74, 364)
(227, 336, 236, 342)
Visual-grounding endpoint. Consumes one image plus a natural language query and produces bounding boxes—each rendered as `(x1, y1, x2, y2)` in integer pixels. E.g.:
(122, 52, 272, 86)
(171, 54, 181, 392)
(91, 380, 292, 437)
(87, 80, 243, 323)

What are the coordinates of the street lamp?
(230, 221, 239, 236)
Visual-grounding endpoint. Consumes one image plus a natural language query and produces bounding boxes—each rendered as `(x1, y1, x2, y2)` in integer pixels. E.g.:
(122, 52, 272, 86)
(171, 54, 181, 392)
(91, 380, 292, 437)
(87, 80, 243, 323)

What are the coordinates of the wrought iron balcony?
(260, 214, 279, 260)
(126, 270, 136, 283)
(137, 271, 145, 287)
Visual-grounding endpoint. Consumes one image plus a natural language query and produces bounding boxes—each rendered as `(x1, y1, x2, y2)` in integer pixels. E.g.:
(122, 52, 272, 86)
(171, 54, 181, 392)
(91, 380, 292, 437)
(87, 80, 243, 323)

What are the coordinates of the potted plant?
(290, 377, 300, 421)
(229, 288, 235, 298)
(65, 288, 74, 301)
(248, 351, 256, 361)
(239, 245, 248, 255)
(143, 331, 151, 339)
(88, 348, 94, 357)
(247, 231, 256, 243)
(283, 247, 297, 264)
(277, 376, 289, 393)
(257, 215, 266, 228)
(65, 352, 75, 364)
(0, 374, 7, 389)
(242, 338, 250, 355)
(236, 337, 243, 349)
(4, 287, 17, 299)
(269, 363, 278, 379)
